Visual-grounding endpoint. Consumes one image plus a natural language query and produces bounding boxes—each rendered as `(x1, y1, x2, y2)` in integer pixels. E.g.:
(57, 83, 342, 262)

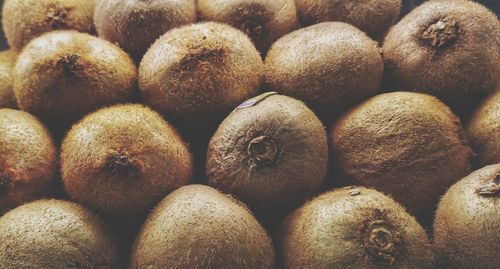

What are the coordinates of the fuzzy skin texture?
(206, 94, 328, 211)
(433, 164, 500, 269)
(0, 50, 17, 109)
(295, 0, 401, 40)
(94, 0, 197, 61)
(281, 186, 433, 269)
(383, 0, 500, 114)
(130, 185, 275, 269)
(0, 109, 56, 213)
(139, 22, 263, 132)
(198, 0, 298, 53)
(265, 22, 383, 116)
(61, 104, 193, 220)
(2, 0, 95, 52)
(467, 91, 500, 167)
(13, 30, 137, 129)
(330, 92, 473, 218)
(0, 199, 120, 269)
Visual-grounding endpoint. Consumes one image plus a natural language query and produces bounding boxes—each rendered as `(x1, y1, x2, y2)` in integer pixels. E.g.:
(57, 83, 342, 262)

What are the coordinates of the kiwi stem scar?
(476, 174, 500, 196)
(421, 18, 459, 48)
(247, 136, 279, 166)
(363, 215, 401, 264)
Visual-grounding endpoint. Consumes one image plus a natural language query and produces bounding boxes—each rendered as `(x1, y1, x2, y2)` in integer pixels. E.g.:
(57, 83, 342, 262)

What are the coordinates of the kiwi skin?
(94, 0, 197, 61)
(2, 0, 95, 52)
(0, 109, 57, 214)
(330, 92, 473, 219)
(198, 0, 298, 53)
(383, 0, 500, 115)
(295, 0, 401, 40)
(206, 93, 328, 212)
(433, 164, 500, 269)
(0, 199, 121, 269)
(131, 184, 275, 269)
(281, 186, 433, 269)
(13, 30, 137, 131)
(61, 104, 193, 221)
(265, 22, 383, 117)
(0, 50, 17, 109)
(467, 91, 500, 167)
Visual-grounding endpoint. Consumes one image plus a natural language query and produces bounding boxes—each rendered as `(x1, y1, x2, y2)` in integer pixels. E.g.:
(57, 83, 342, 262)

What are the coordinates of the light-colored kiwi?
(2, 0, 95, 52)
(61, 104, 193, 220)
(265, 22, 383, 116)
(130, 185, 275, 269)
(433, 164, 499, 269)
(330, 92, 473, 219)
(13, 30, 137, 129)
(281, 186, 433, 269)
(0, 50, 17, 109)
(0, 109, 56, 213)
(94, 0, 197, 61)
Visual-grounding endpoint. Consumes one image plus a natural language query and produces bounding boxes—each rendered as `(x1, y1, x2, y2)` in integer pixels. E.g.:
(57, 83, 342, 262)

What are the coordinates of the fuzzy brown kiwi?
(198, 0, 298, 53)
(61, 104, 193, 220)
(0, 109, 56, 214)
(0, 199, 121, 269)
(206, 93, 328, 212)
(131, 185, 275, 269)
(467, 91, 500, 167)
(139, 22, 263, 133)
(383, 0, 500, 115)
(2, 0, 95, 52)
(433, 164, 500, 269)
(330, 92, 473, 219)
(13, 30, 137, 130)
(94, 0, 197, 61)
(0, 50, 17, 109)
(281, 186, 433, 269)
(295, 0, 401, 40)
(265, 22, 383, 116)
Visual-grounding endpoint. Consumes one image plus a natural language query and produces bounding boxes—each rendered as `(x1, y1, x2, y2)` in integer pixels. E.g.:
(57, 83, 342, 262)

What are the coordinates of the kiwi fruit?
(131, 184, 275, 269)
(265, 22, 383, 116)
(139, 22, 263, 132)
(433, 164, 499, 269)
(2, 0, 95, 52)
(383, 0, 500, 114)
(61, 104, 193, 220)
(295, 0, 401, 40)
(467, 90, 500, 166)
(0, 109, 56, 213)
(281, 186, 433, 269)
(94, 0, 197, 61)
(198, 0, 298, 53)
(0, 50, 17, 109)
(206, 93, 328, 211)
(0, 199, 121, 269)
(13, 30, 137, 130)
(330, 92, 473, 219)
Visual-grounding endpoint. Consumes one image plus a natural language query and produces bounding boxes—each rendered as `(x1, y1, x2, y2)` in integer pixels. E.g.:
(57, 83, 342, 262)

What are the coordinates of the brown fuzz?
(420, 17, 460, 48)
(0, 50, 17, 109)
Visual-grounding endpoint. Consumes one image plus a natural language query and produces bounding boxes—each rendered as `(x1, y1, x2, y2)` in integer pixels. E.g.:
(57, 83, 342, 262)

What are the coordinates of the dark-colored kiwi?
(330, 92, 473, 219)
(61, 104, 193, 220)
(281, 186, 433, 269)
(94, 0, 197, 61)
(433, 164, 499, 269)
(383, 0, 500, 114)
(131, 185, 275, 269)
(198, 0, 298, 53)
(0, 199, 121, 269)
(206, 93, 328, 212)
(0, 109, 56, 213)
(2, 0, 95, 52)
(139, 22, 263, 132)
(467, 90, 500, 167)
(265, 22, 383, 116)
(0, 50, 17, 109)
(13, 30, 137, 130)
(295, 0, 401, 40)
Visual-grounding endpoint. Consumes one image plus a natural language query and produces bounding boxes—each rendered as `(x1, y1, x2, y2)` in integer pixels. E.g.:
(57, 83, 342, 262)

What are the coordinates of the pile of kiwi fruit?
(0, 0, 498, 268)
